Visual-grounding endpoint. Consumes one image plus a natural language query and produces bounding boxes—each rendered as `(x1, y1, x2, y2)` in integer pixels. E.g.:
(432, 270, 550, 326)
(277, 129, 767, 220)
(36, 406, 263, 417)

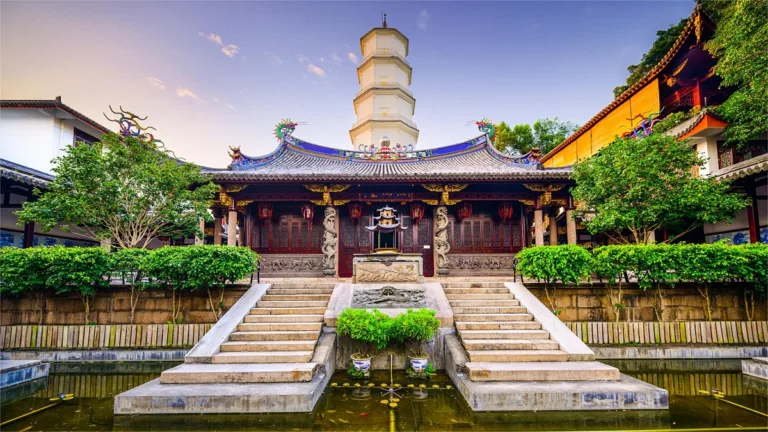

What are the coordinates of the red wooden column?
(747, 179, 760, 243)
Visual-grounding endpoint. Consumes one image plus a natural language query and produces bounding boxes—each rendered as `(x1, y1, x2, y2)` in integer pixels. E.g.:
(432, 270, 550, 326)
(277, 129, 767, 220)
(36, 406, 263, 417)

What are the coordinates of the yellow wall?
(544, 79, 660, 167)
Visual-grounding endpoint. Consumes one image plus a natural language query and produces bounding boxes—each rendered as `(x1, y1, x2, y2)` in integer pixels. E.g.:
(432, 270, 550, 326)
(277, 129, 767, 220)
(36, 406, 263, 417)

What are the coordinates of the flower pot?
(351, 355, 372, 372)
(409, 355, 429, 373)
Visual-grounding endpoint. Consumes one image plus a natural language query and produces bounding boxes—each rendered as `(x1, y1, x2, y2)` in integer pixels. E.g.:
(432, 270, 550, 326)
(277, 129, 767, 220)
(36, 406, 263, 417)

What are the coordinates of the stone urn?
(408, 355, 429, 373)
(351, 355, 372, 372)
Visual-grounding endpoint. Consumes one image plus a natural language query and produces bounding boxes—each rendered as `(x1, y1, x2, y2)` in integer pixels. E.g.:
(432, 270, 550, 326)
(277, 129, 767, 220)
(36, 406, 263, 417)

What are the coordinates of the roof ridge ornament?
(274, 119, 304, 141)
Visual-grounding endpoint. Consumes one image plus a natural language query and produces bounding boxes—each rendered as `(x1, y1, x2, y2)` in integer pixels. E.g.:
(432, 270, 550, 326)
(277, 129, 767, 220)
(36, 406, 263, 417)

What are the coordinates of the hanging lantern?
(410, 202, 425, 225)
(458, 202, 473, 221)
(300, 203, 314, 220)
(498, 202, 514, 221)
(257, 203, 273, 220)
(348, 202, 363, 223)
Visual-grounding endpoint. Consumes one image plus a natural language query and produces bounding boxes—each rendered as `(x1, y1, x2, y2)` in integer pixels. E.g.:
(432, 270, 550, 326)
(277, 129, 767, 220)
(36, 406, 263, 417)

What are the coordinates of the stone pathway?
(211, 282, 334, 364)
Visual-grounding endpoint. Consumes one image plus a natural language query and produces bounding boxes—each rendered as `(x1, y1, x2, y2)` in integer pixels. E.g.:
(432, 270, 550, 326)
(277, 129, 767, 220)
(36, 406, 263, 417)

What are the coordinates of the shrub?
(516, 245, 592, 314)
(46, 246, 112, 324)
(140, 246, 190, 323)
(735, 244, 768, 320)
(336, 308, 393, 358)
(592, 246, 640, 322)
(391, 308, 440, 357)
(0, 247, 54, 324)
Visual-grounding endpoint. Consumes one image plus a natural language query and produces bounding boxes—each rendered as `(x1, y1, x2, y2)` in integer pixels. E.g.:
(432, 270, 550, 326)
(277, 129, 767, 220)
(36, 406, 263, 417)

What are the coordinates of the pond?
(0, 359, 766, 431)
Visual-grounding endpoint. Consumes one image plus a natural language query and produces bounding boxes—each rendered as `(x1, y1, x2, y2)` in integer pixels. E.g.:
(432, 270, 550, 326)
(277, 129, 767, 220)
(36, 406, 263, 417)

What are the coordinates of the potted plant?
(392, 309, 440, 373)
(336, 308, 392, 373)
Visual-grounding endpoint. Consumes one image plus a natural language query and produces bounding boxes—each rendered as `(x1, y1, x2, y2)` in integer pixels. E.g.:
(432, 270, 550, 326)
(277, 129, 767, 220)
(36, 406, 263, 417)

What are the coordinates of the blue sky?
(1, 1, 694, 167)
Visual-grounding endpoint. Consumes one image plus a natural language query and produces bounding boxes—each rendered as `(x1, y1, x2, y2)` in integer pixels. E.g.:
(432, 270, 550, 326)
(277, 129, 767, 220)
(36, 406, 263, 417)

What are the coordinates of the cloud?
(265, 52, 282, 65)
(320, 57, 325, 62)
(331, 53, 342, 63)
(212, 96, 220, 103)
(224, 103, 235, 110)
(417, 9, 429, 31)
(198, 32, 241, 58)
(307, 63, 326, 77)
(347, 52, 358, 64)
(146, 77, 166, 91)
(176, 87, 204, 103)
(298, 54, 309, 64)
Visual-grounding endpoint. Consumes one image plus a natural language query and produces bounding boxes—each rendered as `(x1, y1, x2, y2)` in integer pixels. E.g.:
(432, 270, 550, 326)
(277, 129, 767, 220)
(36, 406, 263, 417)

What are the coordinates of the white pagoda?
(349, 15, 419, 149)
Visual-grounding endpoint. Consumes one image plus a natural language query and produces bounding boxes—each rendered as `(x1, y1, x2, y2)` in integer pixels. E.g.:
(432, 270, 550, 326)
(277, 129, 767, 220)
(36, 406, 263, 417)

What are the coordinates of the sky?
(1, 1, 695, 167)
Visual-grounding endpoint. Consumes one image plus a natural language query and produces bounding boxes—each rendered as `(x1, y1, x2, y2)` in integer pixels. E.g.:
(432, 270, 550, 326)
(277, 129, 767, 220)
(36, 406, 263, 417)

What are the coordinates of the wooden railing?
(0, 324, 212, 350)
(565, 321, 767, 345)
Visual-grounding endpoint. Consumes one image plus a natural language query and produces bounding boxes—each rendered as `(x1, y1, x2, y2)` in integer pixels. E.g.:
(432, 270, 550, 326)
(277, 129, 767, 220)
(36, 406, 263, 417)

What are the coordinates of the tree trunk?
(696, 284, 713, 321)
(543, 283, 558, 315)
(652, 284, 665, 322)
(744, 288, 755, 321)
(33, 292, 46, 325)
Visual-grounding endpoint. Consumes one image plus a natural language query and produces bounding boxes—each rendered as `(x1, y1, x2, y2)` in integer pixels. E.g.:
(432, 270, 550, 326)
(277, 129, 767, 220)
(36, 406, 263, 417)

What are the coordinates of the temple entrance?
(338, 209, 434, 278)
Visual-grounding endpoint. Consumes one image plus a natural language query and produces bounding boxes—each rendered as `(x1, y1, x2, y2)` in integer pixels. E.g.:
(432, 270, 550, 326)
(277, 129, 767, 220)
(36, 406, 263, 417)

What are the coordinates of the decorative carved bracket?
(304, 184, 351, 206)
(223, 183, 249, 193)
(219, 191, 234, 208)
(523, 183, 566, 207)
(235, 199, 255, 214)
(421, 183, 468, 205)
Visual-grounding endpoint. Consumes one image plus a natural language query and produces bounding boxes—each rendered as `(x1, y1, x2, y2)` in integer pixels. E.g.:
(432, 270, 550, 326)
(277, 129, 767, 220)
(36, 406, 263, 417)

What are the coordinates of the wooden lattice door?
(338, 212, 372, 278)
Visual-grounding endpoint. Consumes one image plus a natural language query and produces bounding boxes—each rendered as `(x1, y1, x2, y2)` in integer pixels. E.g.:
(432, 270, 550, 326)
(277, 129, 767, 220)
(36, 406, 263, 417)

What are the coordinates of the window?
(73, 128, 99, 146)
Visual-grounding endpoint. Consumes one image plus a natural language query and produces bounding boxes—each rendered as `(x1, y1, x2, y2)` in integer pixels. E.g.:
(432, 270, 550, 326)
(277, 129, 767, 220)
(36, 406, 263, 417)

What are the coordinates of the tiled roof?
(1, 99, 110, 133)
(204, 135, 572, 182)
(0, 159, 54, 189)
(711, 153, 768, 181)
(663, 107, 725, 139)
(540, 6, 706, 164)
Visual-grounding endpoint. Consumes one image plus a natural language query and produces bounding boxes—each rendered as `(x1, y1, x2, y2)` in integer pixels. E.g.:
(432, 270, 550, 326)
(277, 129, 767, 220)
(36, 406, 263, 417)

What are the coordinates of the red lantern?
(498, 202, 514, 220)
(348, 202, 363, 223)
(410, 202, 425, 225)
(458, 202, 473, 221)
(300, 203, 314, 220)
(257, 203, 273, 220)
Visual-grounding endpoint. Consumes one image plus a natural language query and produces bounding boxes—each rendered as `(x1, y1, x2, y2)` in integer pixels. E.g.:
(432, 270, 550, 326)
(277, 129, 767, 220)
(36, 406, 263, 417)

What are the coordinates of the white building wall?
(0, 109, 56, 173)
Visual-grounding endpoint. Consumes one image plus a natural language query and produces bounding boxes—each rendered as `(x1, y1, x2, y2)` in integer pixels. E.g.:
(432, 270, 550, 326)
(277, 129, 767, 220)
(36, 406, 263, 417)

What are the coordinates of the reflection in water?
(0, 360, 765, 431)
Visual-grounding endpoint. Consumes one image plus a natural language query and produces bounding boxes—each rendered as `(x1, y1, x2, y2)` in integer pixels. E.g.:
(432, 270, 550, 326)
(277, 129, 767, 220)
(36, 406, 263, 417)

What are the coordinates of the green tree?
(705, 0, 768, 144)
(17, 131, 218, 248)
(533, 118, 579, 154)
(493, 121, 514, 152)
(571, 134, 747, 244)
(612, 18, 688, 98)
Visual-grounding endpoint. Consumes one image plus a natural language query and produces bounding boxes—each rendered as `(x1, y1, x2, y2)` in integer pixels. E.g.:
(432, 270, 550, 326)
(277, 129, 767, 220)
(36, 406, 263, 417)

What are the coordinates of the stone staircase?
(159, 282, 335, 385)
(444, 281, 619, 382)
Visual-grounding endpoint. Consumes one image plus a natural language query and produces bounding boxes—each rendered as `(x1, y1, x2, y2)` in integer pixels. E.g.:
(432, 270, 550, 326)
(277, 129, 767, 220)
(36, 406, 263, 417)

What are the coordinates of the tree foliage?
(705, 0, 768, 144)
(336, 308, 393, 358)
(612, 18, 688, 98)
(516, 245, 592, 314)
(391, 308, 440, 357)
(16, 132, 218, 248)
(494, 118, 577, 155)
(45, 246, 113, 324)
(572, 134, 747, 244)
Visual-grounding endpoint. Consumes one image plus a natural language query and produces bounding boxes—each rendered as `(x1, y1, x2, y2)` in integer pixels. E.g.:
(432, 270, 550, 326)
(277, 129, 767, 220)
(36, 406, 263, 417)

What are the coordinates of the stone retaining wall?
(0, 286, 250, 325)
(524, 282, 767, 322)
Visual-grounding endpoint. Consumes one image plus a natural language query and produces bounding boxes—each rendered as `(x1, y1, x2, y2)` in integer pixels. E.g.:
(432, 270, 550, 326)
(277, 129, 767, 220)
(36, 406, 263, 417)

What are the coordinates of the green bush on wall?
(0, 245, 259, 325)
(391, 309, 440, 357)
(516, 245, 592, 315)
(336, 308, 393, 359)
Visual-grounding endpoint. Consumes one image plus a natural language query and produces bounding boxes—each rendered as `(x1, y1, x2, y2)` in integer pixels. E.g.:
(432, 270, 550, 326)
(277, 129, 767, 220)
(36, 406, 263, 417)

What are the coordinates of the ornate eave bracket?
(523, 183, 566, 207)
(420, 183, 468, 205)
(304, 184, 351, 206)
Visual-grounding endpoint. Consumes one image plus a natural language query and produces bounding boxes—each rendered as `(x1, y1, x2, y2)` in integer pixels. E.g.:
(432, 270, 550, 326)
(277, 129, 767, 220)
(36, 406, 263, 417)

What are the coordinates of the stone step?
(449, 299, 520, 307)
(160, 363, 318, 384)
(451, 306, 529, 315)
(465, 362, 621, 382)
(446, 294, 515, 300)
(443, 288, 510, 294)
(462, 339, 560, 351)
(267, 289, 334, 295)
(229, 330, 320, 342)
(261, 294, 332, 301)
(269, 283, 336, 290)
(220, 340, 318, 352)
(459, 330, 551, 340)
(466, 350, 569, 362)
(456, 321, 542, 331)
(454, 314, 534, 322)
(249, 307, 327, 315)
(237, 322, 323, 332)
(243, 314, 324, 323)
(211, 351, 314, 363)
(255, 301, 329, 308)
(441, 282, 507, 288)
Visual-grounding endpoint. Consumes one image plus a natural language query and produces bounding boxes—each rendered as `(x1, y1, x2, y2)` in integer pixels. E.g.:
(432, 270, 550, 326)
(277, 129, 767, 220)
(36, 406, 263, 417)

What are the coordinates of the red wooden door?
(401, 215, 434, 277)
(338, 212, 372, 278)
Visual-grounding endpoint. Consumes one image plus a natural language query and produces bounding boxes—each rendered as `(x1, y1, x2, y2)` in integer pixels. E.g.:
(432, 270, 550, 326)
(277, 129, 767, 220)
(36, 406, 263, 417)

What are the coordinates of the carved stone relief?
(445, 253, 517, 276)
(435, 206, 451, 272)
(258, 254, 324, 275)
(351, 286, 426, 308)
(322, 206, 338, 275)
(356, 263, 420, 283)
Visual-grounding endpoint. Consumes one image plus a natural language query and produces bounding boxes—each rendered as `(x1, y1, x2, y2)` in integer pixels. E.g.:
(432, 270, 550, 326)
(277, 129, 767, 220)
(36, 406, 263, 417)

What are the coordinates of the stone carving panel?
(356, 262, 420, 283)
(446, 253, 518, 276)
(351, 286, 426, 308)
(258, 254, 324, 276)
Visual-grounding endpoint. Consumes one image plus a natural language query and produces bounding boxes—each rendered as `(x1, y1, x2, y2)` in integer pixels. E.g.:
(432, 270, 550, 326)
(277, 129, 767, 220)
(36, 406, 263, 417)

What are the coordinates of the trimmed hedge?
(0, 245, 259, 324)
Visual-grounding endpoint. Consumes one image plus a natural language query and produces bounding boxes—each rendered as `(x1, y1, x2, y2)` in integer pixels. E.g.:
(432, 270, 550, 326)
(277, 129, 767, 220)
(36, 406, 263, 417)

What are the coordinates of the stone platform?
(352, 252, 423, 283)
(742, 357, 768, 381)
(0, 359, 50, 389)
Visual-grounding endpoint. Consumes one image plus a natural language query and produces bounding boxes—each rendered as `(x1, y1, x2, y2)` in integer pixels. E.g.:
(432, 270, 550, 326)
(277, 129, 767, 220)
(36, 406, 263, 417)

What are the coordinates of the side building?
(540, 6, 767, 244)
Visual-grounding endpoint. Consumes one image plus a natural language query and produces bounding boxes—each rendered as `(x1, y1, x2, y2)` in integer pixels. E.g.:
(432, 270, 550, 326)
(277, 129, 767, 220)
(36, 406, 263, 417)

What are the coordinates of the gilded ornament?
(420, 183, 468, 205)
(236, 199, 255, 213)
(219, 192, 233, 208)
(223, 184, 248, 193)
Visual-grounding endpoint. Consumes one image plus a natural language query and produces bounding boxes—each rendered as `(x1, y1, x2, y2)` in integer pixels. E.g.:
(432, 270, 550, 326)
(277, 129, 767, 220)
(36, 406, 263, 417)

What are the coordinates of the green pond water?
(0, 359, 766, 431)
